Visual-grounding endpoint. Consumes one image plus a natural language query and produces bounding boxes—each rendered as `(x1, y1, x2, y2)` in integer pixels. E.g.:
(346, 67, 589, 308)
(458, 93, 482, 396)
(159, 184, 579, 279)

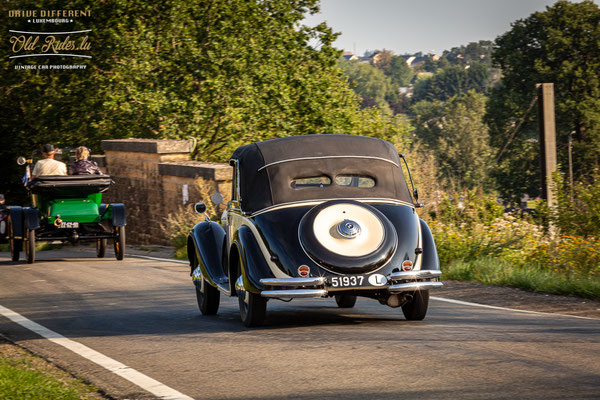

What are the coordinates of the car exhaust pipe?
(385, 293, 413, 308)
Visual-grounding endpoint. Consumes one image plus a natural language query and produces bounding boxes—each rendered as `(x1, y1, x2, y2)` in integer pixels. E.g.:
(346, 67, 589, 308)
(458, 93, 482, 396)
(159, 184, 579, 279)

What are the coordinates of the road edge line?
(130, 255, 188, 264)
(117, 255, 600, 322)
(432, 296, 600, 321)
(0, 304, 194, 400)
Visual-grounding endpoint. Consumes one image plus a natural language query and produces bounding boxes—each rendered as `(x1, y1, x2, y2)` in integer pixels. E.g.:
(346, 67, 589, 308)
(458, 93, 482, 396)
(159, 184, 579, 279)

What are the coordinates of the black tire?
(401, 290, 430, 320)
(239, 289, 267, 328)
(335, 294, 357, 308)
(191, 250, 220, 315)
(96, 239, 107, 258)
(196, 278, 220, 315)
(7, 217, 21, 262)
(113, 226, 125, 260)
(25, 228, 35, 264)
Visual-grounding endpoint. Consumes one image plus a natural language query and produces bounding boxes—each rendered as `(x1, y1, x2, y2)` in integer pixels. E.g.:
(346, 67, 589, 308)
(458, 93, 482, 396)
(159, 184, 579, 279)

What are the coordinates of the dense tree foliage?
(412, 91, 492, 189)
(1, 0, 412, 202)
(371, 50, 413, 87)
(337, 59, 399, 113)
(487, 0, 600, 199)
(443, 40, 493, 67)
(412, 62, 489, 103)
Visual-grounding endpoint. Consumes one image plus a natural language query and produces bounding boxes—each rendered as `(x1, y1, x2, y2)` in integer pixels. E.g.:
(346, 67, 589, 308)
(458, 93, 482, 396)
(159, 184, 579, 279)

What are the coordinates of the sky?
(303, 0, 598, 55)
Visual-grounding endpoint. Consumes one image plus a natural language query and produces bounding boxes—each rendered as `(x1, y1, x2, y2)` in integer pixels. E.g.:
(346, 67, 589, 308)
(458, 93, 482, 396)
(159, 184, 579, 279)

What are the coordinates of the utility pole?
(537, 83, 558, 209)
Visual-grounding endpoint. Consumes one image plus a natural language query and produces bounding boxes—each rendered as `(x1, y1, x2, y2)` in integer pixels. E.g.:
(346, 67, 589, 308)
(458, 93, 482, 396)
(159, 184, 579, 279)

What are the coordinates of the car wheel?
(7, 217, 21, 262)
(191, 250, 220, 315)
(25, 228, 35, 264)
(96, 239, 107, 258)
(196, 277, 220, 315)
(401, 290, 429, 320)
(237, 276, 266, 327)
(113, 226, 125, 260)
(335, 294, 357, 308)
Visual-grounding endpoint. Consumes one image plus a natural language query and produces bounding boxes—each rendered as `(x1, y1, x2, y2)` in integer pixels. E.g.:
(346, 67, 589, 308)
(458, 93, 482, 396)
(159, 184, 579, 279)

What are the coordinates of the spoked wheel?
(191, 251, 220, 315)
(335, 294, 357, 308)
(7, 217, 21, 262)
(25, 228, 35, 264)
(113, 226, 125, 260)
(96, 239, 107, 258)
(236, 276, 267, 327)
(401, 290, 430, 320)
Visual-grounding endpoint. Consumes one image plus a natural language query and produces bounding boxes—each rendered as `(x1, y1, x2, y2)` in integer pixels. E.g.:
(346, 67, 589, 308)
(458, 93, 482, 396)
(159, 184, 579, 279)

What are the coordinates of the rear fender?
(8, 207, 23, 238)
(235, 225, 274, 293)
(189, 221, 226, 288)
(107, 203, 126, 226)
(23, 207, 40, 230)
(419, 219, 440, 271)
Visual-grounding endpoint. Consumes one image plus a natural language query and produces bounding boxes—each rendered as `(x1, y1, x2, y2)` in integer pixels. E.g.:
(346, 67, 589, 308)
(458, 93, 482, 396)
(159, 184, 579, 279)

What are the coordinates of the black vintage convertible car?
(188, 134, 442, 327)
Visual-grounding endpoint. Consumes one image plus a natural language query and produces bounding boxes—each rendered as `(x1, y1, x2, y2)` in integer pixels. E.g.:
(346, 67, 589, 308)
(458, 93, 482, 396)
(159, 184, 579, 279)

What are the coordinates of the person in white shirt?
(31, 144, 67, 179)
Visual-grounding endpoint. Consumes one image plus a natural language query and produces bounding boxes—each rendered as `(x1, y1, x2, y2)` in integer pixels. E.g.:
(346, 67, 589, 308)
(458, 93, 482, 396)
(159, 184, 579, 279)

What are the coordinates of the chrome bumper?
(259, 270, 442, 299)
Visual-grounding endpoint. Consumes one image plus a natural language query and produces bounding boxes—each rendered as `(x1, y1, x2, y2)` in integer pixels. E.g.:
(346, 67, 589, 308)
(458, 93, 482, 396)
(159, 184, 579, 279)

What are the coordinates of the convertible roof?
(29, 175, 112, 197)
(231, 135, 413, 213)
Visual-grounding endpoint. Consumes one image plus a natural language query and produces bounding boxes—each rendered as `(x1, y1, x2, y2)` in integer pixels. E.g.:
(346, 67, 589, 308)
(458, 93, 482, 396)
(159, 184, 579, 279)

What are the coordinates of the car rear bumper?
(259, 270, 442, 299)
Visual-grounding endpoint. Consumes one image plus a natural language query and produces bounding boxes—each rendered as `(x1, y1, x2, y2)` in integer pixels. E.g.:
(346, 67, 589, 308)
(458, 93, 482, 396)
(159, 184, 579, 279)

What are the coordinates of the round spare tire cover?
(298, 200, 397, 274)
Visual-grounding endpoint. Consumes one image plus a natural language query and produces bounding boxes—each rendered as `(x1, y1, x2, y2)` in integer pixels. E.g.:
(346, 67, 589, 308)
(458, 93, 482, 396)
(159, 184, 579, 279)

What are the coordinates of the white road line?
(432, 296, 600, 321)
(113, 254, 600, 322)
(0, 305, 194, 400)
(131, 255, 188, 264)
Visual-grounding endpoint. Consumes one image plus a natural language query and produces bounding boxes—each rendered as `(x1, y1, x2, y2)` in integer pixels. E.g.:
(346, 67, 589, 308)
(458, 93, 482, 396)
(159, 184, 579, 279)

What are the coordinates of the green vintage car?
(7, 154, 126, 264)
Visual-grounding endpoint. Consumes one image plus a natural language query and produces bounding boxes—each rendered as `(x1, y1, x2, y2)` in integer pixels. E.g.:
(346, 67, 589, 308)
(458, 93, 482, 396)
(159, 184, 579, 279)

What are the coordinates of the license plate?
(330, 275, 365, 288)
(329, 274, 389, 289)
(59, 221, 79, 229)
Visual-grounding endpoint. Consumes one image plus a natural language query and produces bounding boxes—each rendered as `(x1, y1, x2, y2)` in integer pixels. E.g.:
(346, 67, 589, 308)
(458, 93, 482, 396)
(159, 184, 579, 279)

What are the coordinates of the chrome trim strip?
(257, 156, 399, 171)
(260, 277, 326, 287)
(388, 281, 444, 292)
(261, 289, 328, 298)
(250, 198, 415, 217)
(389, 270, 442, 280)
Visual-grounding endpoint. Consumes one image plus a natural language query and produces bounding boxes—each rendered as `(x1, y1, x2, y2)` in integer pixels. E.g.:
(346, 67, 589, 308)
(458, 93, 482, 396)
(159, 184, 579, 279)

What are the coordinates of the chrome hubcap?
(337, 219, 361, 239)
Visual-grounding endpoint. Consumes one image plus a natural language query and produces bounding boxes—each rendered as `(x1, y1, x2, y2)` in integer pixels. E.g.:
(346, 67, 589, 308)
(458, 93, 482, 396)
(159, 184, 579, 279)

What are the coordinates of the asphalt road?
(1, 249, 599, 400)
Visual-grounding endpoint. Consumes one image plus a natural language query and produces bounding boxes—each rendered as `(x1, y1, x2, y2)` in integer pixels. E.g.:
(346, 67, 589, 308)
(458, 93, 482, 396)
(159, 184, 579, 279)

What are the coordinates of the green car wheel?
(96, 239, 106, 258)
(7, 216, 21, 262)
(25, 229, 35, 264)
(114, 226, 125, 260)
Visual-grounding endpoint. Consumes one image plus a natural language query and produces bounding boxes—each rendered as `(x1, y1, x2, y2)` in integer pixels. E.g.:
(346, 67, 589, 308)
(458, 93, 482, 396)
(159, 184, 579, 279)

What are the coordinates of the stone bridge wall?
(96, 139, 232, 245)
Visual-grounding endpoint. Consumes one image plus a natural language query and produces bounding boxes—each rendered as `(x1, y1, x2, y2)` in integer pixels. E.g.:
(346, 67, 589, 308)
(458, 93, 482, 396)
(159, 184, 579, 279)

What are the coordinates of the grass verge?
(443, 257, 600, 300)
(0, 337, 104, 400)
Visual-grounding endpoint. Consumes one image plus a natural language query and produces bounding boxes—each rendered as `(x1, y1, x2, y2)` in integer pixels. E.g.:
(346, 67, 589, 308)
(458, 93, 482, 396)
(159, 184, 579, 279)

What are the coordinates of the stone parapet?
(99, 139, 231, 246)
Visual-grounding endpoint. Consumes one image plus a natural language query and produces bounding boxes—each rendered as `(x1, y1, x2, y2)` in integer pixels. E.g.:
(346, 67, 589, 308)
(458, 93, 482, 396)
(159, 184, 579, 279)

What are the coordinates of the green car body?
(7, 174, 126, 264)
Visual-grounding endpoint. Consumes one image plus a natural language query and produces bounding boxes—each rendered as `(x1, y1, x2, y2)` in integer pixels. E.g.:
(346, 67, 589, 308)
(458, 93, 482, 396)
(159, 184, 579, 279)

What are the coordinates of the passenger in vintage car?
(188, 134, 442, 327)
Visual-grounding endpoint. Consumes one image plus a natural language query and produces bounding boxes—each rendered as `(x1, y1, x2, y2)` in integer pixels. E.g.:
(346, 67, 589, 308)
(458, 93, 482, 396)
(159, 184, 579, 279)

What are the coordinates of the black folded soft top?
(28, 175, 113, 197)
(230, 135, 413, 213)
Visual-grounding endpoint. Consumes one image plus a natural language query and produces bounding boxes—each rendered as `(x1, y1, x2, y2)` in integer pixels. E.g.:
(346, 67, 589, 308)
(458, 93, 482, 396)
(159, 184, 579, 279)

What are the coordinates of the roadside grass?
(0, 338, 103, 400)
(443, 257, 600, 300)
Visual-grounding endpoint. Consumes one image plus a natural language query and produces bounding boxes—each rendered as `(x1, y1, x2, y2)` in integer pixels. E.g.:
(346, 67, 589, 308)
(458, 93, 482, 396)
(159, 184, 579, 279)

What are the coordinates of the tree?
(338, 59, 399, 114)
(443, 40, 494, 67)
(2, 0, 400, 201)
(487, 0, 600, 199)
(412, 62, 489, 103)
(412, 91, 493, 190)
(386, 55, 413, 87)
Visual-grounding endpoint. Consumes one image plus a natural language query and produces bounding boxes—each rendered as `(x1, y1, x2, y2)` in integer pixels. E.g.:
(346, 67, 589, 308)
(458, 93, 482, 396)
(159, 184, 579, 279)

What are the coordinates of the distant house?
(400, 53, 439, 68)
(341, 51, 359, 61)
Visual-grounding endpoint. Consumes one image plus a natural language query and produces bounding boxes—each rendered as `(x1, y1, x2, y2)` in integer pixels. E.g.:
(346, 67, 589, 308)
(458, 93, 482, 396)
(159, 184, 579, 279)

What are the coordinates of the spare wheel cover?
(299, 200, 397, 274)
